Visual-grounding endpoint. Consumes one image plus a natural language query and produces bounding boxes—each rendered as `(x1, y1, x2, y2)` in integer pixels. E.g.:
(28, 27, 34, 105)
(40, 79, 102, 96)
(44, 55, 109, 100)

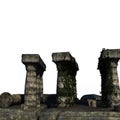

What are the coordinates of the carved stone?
(98, 49, 120, 107)
(52, 52, 79, 107)
(22, 54, 46, 109)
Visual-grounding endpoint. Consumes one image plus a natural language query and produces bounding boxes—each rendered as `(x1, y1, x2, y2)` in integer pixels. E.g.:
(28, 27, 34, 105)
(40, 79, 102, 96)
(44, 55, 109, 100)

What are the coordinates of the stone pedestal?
(22, 54, 46, 109)
(52, 52, 79, 107)
(98, 49, 120, 107)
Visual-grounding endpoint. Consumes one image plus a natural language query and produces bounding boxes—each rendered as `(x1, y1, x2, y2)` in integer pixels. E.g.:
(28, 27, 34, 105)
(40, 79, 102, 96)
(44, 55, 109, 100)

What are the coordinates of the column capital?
(22, 54, 46, 71)
(52, 52, 79, 71)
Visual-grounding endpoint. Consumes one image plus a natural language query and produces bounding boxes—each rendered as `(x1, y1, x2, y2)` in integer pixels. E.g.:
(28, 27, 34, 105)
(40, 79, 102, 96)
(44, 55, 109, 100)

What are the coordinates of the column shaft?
(24, 65, 37, 108)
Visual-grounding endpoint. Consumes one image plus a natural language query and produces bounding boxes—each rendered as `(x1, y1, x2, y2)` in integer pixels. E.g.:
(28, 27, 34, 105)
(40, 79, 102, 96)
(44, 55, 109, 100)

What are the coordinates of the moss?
(57, 70, 76, 105)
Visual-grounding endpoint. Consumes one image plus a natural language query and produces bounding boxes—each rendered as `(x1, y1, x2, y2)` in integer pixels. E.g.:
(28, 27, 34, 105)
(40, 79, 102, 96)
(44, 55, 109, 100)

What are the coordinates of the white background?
(0, 0, 120, 99)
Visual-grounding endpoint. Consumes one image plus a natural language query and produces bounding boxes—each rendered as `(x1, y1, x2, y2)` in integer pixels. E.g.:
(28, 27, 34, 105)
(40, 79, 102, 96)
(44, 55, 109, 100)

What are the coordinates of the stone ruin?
(22, 52, 79, 109)
(1, 49, 120, 119)
(21, 50, 120, 109)
(20, 49, 120, 109)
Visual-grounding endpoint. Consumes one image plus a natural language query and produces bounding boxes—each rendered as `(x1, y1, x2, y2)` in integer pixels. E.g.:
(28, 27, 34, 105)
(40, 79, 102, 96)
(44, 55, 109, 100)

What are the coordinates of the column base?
(57, 96, 74, 108)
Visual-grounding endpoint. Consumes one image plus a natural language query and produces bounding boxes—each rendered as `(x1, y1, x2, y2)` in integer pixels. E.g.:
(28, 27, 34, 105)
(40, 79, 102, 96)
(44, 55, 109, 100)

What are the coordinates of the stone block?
(22, 54, 46, 70)
(0, 92, 13, 108)
(24, 95, 37, 101)
(87, 99, 97, 107)
(52, 52, 79, 71)
(0, 93, 24, 108)
(100, 49, 120, 59)
(52, 52, 73, 61)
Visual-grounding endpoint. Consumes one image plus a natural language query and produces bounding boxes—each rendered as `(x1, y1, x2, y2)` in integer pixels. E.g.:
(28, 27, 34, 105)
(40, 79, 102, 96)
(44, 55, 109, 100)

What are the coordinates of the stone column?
(107, 59, 120, 107)
(22, 54, 46, 109)
(98, 58, 120, 107)
(52, 52, 79, 107)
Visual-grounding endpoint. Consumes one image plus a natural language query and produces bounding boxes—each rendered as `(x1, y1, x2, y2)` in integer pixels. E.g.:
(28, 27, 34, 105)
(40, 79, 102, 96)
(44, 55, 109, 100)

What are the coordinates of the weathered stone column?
(22, 54, 46, 109)
(98, 49, 120, 107)
(107, 59, 120, 107)
(52, 52, 79, 107)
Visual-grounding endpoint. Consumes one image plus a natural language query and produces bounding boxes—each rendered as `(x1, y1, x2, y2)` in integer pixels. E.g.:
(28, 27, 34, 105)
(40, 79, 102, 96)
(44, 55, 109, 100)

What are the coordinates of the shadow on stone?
(79, 94, 102, 107)
(114, 105, 120, 112)
(45, 94, 58, 108)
